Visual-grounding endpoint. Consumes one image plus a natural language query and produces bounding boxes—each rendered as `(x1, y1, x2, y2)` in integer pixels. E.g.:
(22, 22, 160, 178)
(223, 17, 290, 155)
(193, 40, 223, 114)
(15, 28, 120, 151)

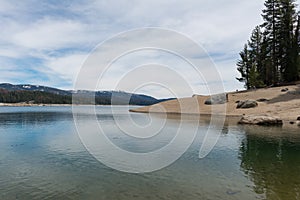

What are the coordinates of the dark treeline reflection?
(0, 112, 74, 126)
(239, 128, 300, 200)
(0, 111, 127, 127)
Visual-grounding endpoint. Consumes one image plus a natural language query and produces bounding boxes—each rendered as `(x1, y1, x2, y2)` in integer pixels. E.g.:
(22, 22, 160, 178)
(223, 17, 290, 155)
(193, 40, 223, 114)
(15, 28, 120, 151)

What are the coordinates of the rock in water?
(237, 100, 258, 109)
(281, 88, 289, 92)
(205, 93, 228, 105)
(297, 116, 300, 121)
(238, 115, 283, 126)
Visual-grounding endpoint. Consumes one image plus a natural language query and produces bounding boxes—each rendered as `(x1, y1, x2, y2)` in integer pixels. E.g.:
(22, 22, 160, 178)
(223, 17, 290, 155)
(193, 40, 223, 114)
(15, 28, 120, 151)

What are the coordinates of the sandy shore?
(130, 85, 300, 126)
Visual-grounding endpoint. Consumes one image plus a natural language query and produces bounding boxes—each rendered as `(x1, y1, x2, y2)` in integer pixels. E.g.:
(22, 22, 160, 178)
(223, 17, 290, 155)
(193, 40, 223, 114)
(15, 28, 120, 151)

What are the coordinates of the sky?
(1, 0, 297, 98)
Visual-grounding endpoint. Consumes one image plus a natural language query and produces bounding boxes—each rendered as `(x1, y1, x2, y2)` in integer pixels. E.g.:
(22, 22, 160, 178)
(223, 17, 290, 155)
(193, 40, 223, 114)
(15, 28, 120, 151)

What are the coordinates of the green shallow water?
(0, 106, 299, 200)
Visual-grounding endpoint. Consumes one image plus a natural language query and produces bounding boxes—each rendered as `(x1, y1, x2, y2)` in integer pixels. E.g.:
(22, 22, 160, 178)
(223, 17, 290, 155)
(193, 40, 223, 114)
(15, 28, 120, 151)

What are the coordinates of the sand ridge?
(131, 85, 300, 123)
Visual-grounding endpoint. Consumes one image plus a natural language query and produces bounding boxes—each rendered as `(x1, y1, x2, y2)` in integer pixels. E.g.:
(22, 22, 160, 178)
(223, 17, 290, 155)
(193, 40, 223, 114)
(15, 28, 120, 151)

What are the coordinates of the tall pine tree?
(261, 0, 281, 85)
(237, 0, 300, 89)
(278, 0, 298, 82)
(296, 14, 300, 78)
(248, 26, 265, 87)
(237, 44, 252, 89)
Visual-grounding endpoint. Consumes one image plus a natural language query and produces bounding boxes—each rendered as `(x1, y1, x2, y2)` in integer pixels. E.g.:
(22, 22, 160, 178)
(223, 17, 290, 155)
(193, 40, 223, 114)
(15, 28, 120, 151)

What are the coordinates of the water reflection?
(1, 106, 300, 199)
(239, 127, 300, 200)
(0, 112, 73, 126)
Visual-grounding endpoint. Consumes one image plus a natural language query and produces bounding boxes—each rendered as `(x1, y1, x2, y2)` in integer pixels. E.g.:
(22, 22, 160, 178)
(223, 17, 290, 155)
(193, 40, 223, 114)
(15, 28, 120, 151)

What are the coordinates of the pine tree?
(261, 0, 281, 85)
(278, 0, 298, 82)
(296, 14, 300, 78)
(237, 0, 300, 89)
(237, 44, 252, 89)
(248, 66, 265, 88)
(248, 26, 265, 87)
(261, 34, 273, 85)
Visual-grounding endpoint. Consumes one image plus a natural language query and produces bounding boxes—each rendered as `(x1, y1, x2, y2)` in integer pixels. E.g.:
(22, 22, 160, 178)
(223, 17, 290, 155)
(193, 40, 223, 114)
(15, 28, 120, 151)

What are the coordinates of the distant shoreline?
(0, 103, 139, 107)
(0, 103, 71, 107)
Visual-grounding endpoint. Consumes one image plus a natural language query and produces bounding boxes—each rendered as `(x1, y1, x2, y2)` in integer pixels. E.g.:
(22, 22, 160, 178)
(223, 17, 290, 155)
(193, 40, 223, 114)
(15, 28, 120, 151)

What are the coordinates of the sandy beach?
(130, 85, 300, 126)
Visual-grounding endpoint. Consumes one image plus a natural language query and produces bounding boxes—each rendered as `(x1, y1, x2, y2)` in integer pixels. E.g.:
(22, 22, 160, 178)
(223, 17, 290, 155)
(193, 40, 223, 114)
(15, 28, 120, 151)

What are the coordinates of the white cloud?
(43, 52, 89, 83)
(13, 19, 90, 50)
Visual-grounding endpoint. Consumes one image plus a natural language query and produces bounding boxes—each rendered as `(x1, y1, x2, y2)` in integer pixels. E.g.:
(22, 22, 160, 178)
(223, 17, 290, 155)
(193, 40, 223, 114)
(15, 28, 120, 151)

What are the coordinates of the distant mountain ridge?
(0, 83, 70, 95)
(0, 83, 172, 105)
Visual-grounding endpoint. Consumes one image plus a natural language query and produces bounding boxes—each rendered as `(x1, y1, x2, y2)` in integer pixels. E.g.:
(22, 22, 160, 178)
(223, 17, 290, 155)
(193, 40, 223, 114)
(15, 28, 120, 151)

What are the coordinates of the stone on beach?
(238, 115, 283, 126)
(237, 100, 258, 109)
(204, 93, 228, 105)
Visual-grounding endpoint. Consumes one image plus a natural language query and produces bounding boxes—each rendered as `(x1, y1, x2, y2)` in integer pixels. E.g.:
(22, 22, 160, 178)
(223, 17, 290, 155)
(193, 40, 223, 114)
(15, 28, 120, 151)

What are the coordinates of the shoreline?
(1, 85, 299, 128)
(0, 103, 141, 107)
(0, 103, 73, 107)
(130, 85, 300, 127)
(130, 110, 300, 130)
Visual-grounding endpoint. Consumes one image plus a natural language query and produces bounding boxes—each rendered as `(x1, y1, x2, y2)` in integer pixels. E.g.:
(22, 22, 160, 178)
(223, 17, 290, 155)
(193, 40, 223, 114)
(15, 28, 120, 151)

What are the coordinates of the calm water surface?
(0, 106, 299, 200)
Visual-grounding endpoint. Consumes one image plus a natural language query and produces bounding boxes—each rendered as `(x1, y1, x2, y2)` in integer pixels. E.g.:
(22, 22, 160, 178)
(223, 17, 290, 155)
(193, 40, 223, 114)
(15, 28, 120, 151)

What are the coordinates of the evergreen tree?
(261, 0, 281, 85)
(292, 13, 300, 80)
(237, 0, 300, 89)
(248, 66, 265, 88)
(278, 0, 298, 82)
(261, 34, 273, 85)
(248, 26, 265, 87)
(237, 44, 252, 89)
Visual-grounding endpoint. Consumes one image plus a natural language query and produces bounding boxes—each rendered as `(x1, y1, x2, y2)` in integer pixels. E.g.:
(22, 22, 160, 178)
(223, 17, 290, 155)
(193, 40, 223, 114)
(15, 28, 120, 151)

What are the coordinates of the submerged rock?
(205, 93, 228, 105)
(297, 116, 300, 121)
(281, 88, 289, 92)
(226, 189, 241, 196)
(237, 100, 258, 109)
(238, 115, 283, 126)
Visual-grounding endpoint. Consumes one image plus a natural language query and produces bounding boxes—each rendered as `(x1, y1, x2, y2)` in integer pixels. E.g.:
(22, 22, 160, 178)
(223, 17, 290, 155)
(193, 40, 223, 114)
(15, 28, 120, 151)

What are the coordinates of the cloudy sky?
(1, 0, 295, 98)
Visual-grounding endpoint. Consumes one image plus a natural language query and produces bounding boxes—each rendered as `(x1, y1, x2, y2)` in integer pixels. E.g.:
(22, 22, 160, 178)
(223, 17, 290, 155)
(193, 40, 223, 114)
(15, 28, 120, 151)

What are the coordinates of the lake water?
(0, 106, 299, 200)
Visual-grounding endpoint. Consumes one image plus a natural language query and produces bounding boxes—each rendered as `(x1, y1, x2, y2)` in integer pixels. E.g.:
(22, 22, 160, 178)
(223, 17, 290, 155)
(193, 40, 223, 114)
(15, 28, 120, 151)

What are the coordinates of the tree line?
(0, 90, 114, 105)
(0, 89, 72, 104)
(237, 0, 300, 89)
(0, 89, 161, 105)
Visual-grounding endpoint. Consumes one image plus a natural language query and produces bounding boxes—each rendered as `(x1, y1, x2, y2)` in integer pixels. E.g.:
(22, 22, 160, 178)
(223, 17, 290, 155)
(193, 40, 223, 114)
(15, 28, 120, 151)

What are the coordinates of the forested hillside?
(0, 83, 169, 105)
